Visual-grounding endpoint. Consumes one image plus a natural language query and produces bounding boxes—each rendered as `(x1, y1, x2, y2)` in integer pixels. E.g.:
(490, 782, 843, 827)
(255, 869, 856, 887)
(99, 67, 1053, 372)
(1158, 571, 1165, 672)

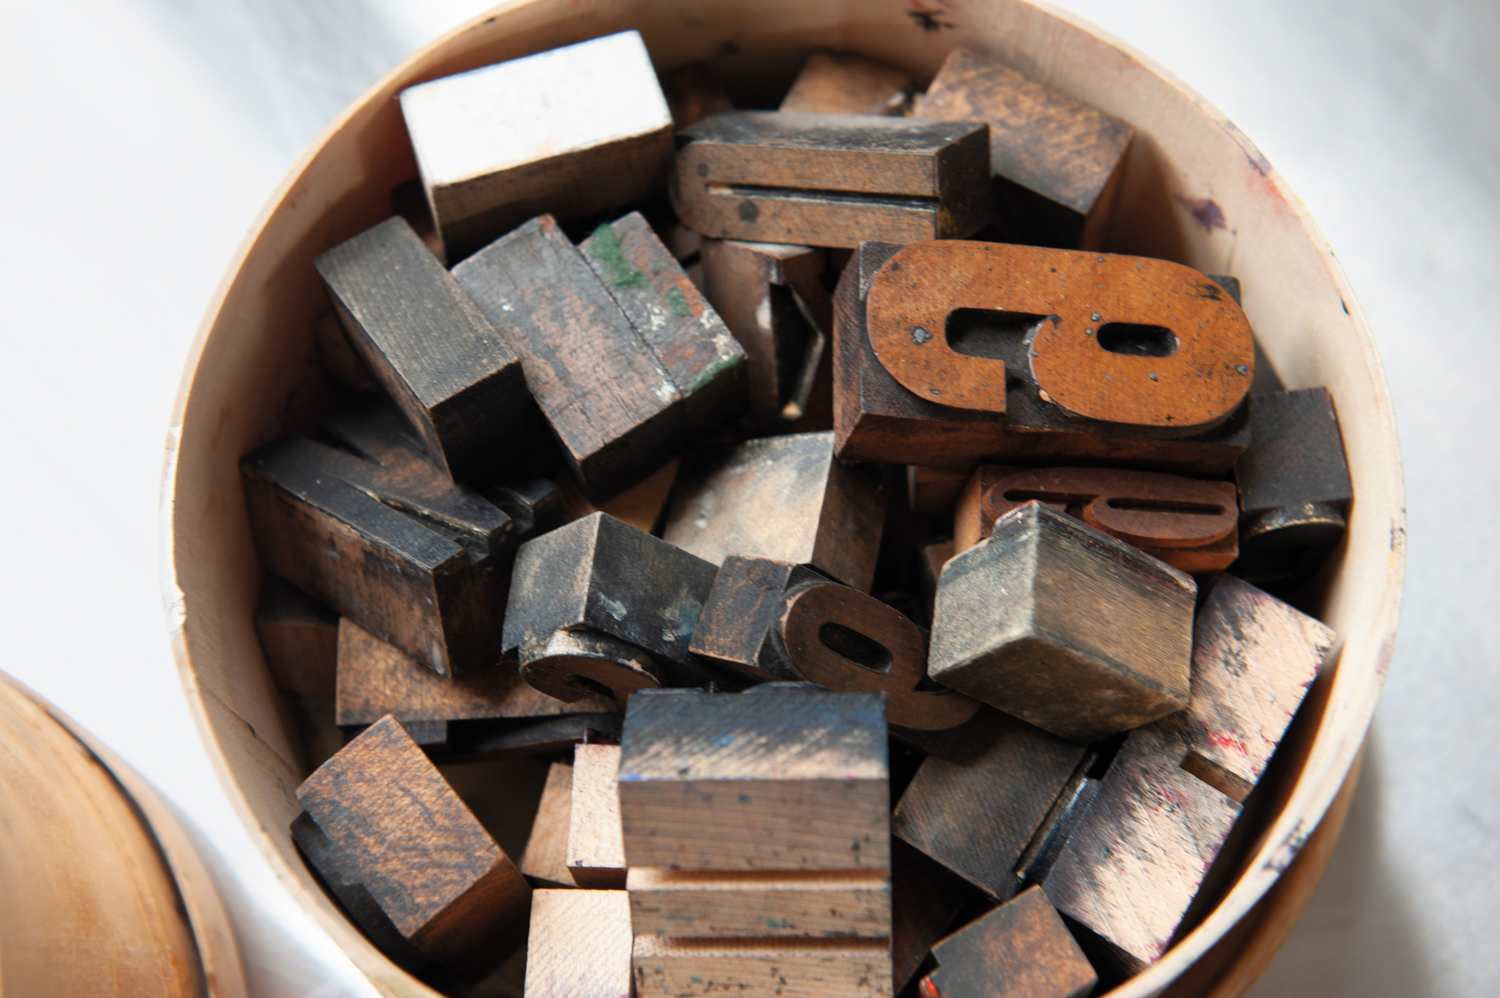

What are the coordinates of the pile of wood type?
(243, 30, 1354, 998)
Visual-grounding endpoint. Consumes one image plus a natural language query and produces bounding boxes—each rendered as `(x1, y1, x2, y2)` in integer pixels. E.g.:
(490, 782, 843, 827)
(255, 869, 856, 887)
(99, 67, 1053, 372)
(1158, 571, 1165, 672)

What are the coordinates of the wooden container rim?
(159, 2, 1406, 995)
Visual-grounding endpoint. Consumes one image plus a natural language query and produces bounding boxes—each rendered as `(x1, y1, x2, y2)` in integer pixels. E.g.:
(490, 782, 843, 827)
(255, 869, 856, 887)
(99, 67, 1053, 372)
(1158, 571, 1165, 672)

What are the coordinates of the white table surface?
(3, 1, 1495, 995)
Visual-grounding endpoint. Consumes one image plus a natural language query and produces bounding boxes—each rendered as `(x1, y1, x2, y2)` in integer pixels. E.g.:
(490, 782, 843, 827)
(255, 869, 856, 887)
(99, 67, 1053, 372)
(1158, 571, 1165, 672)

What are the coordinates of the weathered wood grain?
(295, 715, 531, 975)
(618, 688, 889, 871)
(400, 30, 673, 260)
(1234, 388, 1353, 585)
(663, 431, 885, 592)
(919, 885, 1097, 998)
(520, 761, 576, 889)
(568, 744, 628, 890)
(314, 216, 528, 480)
(256, 575, 338, 700)
(633, 935, 893, 998)
(628, 868, 891, 938)
(688, 556, 830, 685)
(913, 47, 1133, 249)
(893, 710, 1085, 902)
(929, 502, 1196, 742)
(780, 50, 911, 115)
(661, 61, 734, 128)
(671, 111, 990, 248)
(525, 889, 634, 998)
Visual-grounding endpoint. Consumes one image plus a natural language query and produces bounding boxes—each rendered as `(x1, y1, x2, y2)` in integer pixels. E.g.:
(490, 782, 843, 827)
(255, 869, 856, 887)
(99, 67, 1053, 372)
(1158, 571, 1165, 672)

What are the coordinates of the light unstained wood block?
(780, 50, 911, 115)
(334, 618, 611, 727)
(400, 30, 673, 261)
(633, 935, 893, 998)
(568, 744, 627, 890)
(295, 716, 531, 974)
(627, 868, 890, 938)
(663, 431, 884, 592)
(913, 47, 1133, 249)
(929, 502, 1195, 742)
(520, 761, 576, 889)
(618, 688, 889, 872)
(671, 111, 990, 248)
(919, 885, 1096, 998)
(525, 889, 633, 998)
(256, 574, 338, 700)
(313, 216, 528, 480)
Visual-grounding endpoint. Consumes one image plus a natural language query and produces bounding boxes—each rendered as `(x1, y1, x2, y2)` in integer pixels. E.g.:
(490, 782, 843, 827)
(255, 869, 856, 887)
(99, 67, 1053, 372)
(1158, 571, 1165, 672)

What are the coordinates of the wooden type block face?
(399, 30, 673, 261)
(929, 502, 1195, 742)
(628, 868, 891, 938)
(525, 889, 633, 998)
(670, 111, 990, 248)
(959, 465, 1239, 573)
(295, 716, 532, 973)
(913, 47, 1134, 250)
(568, 745, 628, 889)
(333, 618, 612, 727)
(633, 935, 893, 998)
(520, 761, 575, 889)
(660, 61, 734, 129)
(663, 431, 885, 592)
(618, 688, 889, 871)
(314, 217, 528, 481)
(780, 50, 912, 115)
(1234, 388, 1353, 585)
(502, 513, 719, 704)
(579, 211, 748, 431)
(919, 886, 1097, 998)
(241, 403, 517, 677)
(257, 575, 338, 700)
(892, 710, 1086, 902)
(700, 239, 830, 430)
(688, 556, 828, 685)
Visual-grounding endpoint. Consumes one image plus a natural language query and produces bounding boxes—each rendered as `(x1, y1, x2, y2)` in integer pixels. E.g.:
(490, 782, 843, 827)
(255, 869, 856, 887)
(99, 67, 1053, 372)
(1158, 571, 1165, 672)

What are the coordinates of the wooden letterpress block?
(663, 432, 884, 592)
(628, 868, 890, 938)
(520, 761, 575, 889)
(833, 241, 1253, 472)
(908, 466, 970, 515)
(661, 61, 734, 128)
(579, 211, 748, 431)
(456, 713, 623, 760)
(918, 886, 1097, 998)
(399, 30, 673, 261)
(633, 936, 893, 998)
(256, 575, 338, 700)
(956, 465, 1240, 573)
(503, 513, 719, 706)
(524, 889, 634, 998)
(892, 710, 1086, 902)
(916, 539, 956, 626)
(296, 716, 531, 974)
(477, 472, 564, 542)
(241, 402, 516, 676)
(1234, 387, 1353, 585)
(568, 744, 628, 890)
(890, 839, 967, 995)
(929, 502, 1195, 742)
(687, 556, 828, 685)
(700, 239, 830, 430)
(671, 111, 990, 248)
(314, 217, 528, 481)
(556, 458, 679, 535)
(914, 48, 1133, 250)
(780, 50, 912, 115)
(617, 688, 889, 871)
(333, 618, 612, 729)
(454, 214, 729, 500)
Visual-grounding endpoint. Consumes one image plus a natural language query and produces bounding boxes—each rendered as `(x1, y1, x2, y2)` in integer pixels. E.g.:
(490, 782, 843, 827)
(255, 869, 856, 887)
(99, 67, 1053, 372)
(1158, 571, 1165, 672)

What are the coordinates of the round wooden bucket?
(0, 673, 246, 998)
(162, 1, 1405, 995)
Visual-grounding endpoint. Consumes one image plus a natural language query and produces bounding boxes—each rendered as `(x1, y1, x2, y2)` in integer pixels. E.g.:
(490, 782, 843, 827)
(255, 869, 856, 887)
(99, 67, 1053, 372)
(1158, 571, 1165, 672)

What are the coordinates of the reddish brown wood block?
(780, 50, 912, 115)
(918, 886, 1096, 998)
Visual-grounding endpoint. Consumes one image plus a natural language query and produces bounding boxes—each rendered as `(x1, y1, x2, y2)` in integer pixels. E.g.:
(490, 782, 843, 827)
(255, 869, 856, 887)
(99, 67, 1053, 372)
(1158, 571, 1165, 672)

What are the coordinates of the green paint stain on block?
(665, 286, 693, 318)
(588, 222, 648, 290)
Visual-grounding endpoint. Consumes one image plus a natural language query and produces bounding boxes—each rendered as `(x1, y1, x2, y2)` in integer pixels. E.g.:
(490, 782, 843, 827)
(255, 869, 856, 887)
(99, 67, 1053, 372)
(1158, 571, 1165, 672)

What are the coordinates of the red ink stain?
(1175, 195, 1226, 233)
(920, 977, 942, 998)
(1209, 731, 1248, 756)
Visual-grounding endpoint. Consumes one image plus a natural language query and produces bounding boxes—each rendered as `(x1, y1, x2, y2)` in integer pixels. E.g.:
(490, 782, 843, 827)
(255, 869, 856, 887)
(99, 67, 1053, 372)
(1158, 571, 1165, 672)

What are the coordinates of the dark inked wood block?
(660, 61, 734, 129)
(256, 575, 338, 700)
(314, 216, 528, 480)
(671, 111, 990, 248)
(780, 50, 912, 115)
(399, 30, 673, 261)
(929, 502, 1195, 742)
(617, 687, 889, 871)
(914, 47, 1133, 250)
(663, 431, 884, 592)
(295, 716, 531, 975)
(919, 886, 1097, 998)
(891, 839, 967, 994)
(892, 710, 1085, 902)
